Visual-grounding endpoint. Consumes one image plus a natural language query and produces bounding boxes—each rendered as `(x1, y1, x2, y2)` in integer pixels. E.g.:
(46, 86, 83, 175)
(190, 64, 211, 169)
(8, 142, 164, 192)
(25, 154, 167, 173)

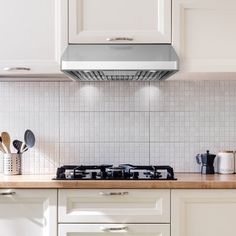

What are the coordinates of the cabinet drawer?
(59, 189, 170, 223)
(59, 224, 170, 236)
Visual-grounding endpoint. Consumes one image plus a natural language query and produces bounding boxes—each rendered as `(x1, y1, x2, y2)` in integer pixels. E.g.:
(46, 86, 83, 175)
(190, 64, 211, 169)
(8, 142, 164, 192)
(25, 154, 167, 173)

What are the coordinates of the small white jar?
(216, 151, 235, 174)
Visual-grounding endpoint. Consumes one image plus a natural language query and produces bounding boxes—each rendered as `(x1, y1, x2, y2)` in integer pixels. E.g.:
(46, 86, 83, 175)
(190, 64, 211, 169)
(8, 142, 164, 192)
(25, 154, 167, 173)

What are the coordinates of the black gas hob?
(54, 164, 177, 180)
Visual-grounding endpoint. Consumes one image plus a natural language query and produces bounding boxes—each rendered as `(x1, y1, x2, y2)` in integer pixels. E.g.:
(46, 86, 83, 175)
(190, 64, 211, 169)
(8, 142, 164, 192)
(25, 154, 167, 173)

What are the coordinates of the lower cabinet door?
(171, 190, 236, 236)
(0, 189, 57, 236)
(59, 224, 170, 236)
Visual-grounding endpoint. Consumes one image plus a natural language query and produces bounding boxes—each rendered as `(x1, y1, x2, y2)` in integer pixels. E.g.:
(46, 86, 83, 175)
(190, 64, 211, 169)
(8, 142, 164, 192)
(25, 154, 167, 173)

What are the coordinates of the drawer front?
(59, 189, 170, 223)
(59, 224, 170, 236)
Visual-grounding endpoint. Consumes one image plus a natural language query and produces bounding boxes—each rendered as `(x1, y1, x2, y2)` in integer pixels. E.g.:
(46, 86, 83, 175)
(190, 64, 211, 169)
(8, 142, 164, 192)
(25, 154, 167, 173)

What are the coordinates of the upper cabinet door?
(0, 0, 67, 77)
(69, 0, 171, 44)
(172, 0, 236, 73)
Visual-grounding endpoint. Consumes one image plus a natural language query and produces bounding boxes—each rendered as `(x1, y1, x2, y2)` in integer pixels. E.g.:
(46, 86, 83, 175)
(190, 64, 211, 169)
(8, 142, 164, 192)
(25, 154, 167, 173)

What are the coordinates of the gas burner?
(54, 164, 176, 180)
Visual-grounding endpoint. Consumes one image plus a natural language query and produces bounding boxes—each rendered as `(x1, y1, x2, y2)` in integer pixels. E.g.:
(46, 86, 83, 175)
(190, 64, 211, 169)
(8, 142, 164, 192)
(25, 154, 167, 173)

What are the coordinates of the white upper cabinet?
(69, 0, 171, 43)
(0, 0, 67, 77)
(172, 0, 236, 73)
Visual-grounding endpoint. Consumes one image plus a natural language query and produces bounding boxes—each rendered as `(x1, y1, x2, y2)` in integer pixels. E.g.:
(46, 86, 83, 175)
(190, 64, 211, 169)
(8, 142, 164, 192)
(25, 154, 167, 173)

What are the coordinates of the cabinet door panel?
(172, 0, 236, 72)
(171, 190, 236, 236)
(0, 189, 57, 236)
(59, 189, 170, 223)
(59, 224, 170, 236)
(0, 0, 67, 76)
(69, 0, 171, 43)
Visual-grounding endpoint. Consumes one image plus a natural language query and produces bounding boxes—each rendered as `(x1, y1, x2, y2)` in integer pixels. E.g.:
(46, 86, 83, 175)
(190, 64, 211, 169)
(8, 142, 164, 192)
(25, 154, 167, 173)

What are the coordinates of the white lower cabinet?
(58, 189, 170, 236)
(58, 189, 170, 223)
(0, 189, 57, 236)
(171, 190, 236, 236)
(59, 224, 170, 236)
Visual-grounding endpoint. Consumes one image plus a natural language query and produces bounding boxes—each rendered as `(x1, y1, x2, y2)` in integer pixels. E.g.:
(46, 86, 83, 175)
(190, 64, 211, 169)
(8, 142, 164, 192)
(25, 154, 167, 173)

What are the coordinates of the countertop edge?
(1, 174, 236, 189)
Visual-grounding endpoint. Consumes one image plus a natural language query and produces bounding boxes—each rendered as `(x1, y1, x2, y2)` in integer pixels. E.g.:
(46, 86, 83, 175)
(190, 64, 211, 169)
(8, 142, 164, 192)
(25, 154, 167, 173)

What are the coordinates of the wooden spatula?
(1, 132, 11, 153)
(0, 137, 6, 153)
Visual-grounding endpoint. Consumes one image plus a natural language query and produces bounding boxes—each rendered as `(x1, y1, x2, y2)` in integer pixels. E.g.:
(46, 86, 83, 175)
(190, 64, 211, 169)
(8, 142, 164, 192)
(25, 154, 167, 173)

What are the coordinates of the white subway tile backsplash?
(60, 142, 149, 166)
(0, 80, 236, 174)
(150, 142, 200, 172)
(60, 112, 149, 143)
(0, 82, 59, 112)
(0, 111, 59, 143)
(60, 81, 150, 112)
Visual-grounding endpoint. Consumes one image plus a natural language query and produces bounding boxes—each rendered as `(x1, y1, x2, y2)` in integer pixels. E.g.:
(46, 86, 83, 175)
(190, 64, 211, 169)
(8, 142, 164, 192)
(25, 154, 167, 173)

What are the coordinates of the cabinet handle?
(101, 226, 128, 232)
(0, 191, 16, 196)
(3, 67, 31, 71)
(99, 191, 129, 196)
(106, 37, 133, 42)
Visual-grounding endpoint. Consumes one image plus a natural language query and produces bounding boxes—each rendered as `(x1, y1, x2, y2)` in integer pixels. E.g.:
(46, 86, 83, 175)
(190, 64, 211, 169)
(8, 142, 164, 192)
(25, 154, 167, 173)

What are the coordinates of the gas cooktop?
(54, 164, 177, 180)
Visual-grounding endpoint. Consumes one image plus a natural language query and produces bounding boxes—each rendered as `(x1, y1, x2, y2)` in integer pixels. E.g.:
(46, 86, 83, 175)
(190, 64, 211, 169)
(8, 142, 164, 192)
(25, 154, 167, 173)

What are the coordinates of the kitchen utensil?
(196, 150, 216, 174)
(0, 137, 6, 153)
(13, 140, 27, 154)
(13, 140, 22, 153)
(216, 151, 235, 174)
(1, 132, 11, 153)
(24, 129, 35, 148)
(21, 129, 35, 153)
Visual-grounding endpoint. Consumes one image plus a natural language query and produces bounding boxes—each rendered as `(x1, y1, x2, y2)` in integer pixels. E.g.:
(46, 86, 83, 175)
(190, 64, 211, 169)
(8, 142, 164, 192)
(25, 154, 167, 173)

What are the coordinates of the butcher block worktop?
(1, 173, 236, 189)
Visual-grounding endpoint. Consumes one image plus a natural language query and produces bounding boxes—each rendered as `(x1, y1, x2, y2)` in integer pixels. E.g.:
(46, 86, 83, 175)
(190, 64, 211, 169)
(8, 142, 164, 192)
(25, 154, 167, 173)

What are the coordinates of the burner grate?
(54, 164, 176, 180)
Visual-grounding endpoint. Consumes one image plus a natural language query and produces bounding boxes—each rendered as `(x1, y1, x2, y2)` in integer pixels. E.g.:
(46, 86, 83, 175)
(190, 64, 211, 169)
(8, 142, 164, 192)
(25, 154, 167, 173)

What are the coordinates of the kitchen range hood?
(61, 44, 179, 81)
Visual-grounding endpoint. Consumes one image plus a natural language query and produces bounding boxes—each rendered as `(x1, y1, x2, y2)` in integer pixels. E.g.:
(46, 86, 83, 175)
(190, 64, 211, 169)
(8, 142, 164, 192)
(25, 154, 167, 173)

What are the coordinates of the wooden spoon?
(1, 132, 11, 153)
(0, 137, 6, 153)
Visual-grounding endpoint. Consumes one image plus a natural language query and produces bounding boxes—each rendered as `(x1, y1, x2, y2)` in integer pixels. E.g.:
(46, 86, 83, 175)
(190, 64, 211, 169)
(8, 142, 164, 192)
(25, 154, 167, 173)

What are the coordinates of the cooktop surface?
(54, 164, 177, 180)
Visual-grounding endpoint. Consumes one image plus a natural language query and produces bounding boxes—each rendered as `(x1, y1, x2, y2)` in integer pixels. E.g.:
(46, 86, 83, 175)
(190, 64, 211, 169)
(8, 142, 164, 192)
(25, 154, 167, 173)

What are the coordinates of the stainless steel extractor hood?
(61, 44, 179, 81)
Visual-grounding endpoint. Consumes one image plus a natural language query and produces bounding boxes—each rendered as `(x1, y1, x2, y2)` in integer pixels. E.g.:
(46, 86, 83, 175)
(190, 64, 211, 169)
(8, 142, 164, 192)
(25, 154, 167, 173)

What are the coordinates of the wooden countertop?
(1, 173, 236, 189)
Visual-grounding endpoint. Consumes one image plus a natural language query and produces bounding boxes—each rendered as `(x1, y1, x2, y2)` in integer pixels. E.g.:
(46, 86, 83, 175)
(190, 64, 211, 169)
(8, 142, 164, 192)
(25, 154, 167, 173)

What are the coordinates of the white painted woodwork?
(58, 189, 170, 223)
(59, 224, 170, 236)
(171, 189, 236, 236)
(0, 0, 68, 76)
(69, 0, 171, 43)
(172, 0, 236, 72)
(0, 189, 57, 236)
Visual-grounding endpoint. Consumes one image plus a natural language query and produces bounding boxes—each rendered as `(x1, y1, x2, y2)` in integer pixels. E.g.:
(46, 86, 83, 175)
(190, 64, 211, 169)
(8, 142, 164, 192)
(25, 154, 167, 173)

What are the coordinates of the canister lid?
(218, 150, 234, 153)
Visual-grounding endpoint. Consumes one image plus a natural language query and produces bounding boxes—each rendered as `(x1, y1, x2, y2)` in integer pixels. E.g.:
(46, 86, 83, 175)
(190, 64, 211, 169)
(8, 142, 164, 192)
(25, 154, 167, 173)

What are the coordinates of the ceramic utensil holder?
(3, 153, 22, 175)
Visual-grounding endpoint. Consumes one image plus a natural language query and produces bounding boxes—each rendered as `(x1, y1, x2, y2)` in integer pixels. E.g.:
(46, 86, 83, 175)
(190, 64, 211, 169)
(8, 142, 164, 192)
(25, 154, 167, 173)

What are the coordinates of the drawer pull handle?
(99, 191, 129, 196)
(101, 226, 128, 232)
(3, 67, 31, 71)
(106, 37, 133, 42)
(0, 191, 16, 196)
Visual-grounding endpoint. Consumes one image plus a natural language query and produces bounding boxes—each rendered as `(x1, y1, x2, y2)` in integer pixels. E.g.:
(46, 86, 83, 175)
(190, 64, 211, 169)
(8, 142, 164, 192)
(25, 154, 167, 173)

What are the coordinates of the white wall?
(0, 80, 235, 174)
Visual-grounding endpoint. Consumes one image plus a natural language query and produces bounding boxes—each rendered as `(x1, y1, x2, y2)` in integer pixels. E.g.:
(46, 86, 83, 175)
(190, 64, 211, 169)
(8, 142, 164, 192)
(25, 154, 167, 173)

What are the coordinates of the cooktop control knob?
(91, 172, 97, 179)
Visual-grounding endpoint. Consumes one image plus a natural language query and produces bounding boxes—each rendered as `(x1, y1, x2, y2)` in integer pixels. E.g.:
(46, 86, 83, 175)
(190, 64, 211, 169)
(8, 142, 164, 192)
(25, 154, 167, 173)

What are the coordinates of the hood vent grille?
(65, 70, 175, 81)
(61, 44, 179, 81)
